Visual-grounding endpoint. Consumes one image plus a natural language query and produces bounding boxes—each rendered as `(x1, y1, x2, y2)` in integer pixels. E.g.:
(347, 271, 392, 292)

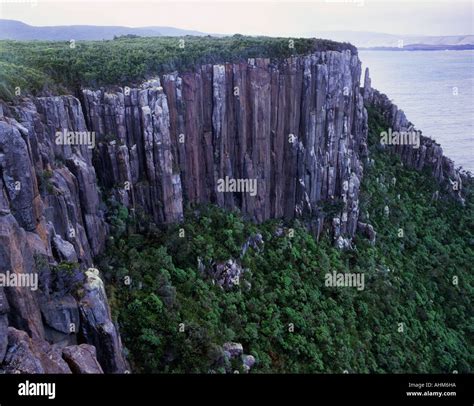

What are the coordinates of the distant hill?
(0, 19, 209, 40)
(2, 20, 473, 50)
(307, 31, 474, 49)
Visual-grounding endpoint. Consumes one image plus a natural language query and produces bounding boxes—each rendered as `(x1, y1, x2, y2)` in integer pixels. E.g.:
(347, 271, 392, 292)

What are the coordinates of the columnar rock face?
(82, 81, 183, 225)
(363, 68, 464, 202)
(82, 51, 368, 238)
(0, 50, 368, 373)
(0, 99, 127, 373)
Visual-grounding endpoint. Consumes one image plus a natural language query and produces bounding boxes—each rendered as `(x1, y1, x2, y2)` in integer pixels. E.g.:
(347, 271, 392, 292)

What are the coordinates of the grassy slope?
(96, 106, 473, 374)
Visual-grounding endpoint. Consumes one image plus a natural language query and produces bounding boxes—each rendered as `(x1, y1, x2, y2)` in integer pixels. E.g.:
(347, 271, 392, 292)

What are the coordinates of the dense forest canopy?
(0, 35, 356, 101)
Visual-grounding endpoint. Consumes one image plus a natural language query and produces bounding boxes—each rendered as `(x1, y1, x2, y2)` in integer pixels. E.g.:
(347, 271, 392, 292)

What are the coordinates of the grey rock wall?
(0, 99, 126, 373)
(82, 51, 368, 239)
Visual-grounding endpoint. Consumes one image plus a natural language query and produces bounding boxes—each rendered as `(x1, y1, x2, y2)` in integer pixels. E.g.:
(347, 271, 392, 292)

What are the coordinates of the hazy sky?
(0, 0, 472, 36)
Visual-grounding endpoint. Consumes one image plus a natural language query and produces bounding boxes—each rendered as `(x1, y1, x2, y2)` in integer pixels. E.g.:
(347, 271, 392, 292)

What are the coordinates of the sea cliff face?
(81, 51, 368, 241)
(0, 50, 464, 373)
(363, 68, 464, 203)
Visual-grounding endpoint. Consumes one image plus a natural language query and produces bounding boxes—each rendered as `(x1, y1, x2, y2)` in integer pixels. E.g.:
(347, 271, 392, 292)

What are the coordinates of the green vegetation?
(37, 169, 55, 195)
(0, 35, 356, 101)
(0, 61, 59, 101)
(97, 107, 473, 373)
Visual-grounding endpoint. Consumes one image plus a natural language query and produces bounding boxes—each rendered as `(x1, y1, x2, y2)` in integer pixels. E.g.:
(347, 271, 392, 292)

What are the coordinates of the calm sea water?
(359, 50, 474, 172)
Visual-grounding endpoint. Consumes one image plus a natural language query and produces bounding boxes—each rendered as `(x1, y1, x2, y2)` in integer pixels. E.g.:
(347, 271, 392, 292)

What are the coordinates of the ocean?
(359, 50, 474, 172)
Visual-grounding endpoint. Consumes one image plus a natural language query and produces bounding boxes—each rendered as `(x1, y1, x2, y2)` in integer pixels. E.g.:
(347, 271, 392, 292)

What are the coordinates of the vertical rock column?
(82, 50, 368, 241)
(83, 81, 184, 224)
(0, 97, 126, 373)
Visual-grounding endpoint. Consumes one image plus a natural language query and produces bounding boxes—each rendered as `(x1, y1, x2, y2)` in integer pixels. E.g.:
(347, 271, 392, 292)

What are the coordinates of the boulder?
(335, 236, 351, 250)
(2, 327, 71, 373)
(242, 354, 256, 373)
(62, 344, 104, 374)
(52, 234, 78, 262)
(223, 342, 243, 359)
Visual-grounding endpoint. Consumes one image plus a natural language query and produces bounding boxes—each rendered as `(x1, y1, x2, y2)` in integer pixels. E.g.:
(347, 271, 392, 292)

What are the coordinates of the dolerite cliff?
(362, 68, 464, 203)
(0, 49, 464, 373)
(81, 51, 368, 241)
(0, 96, 127, 373)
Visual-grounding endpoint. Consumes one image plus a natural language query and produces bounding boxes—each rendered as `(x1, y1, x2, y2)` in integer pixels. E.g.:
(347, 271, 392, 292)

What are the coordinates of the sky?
(0, 0, 473, 37)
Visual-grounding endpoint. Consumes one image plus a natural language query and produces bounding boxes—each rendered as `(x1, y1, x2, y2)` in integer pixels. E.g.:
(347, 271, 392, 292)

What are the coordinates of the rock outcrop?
(357, 221, 376, 245)
(363, 68, 464, 203)
(200, 258, 246, 289)
(2, 327, 72, 374)
(0, 99, 127, 373)
(78, 268, 127, 373)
